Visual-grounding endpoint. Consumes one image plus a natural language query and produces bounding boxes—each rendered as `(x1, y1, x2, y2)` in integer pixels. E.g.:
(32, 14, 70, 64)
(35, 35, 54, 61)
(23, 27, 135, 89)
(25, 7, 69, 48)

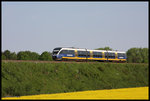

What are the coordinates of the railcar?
(52, 47, 127, 62)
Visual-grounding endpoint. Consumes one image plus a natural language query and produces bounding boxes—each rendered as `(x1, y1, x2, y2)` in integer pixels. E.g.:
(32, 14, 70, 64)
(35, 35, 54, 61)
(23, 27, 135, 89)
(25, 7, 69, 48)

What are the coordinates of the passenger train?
(52, 47, 127, 62)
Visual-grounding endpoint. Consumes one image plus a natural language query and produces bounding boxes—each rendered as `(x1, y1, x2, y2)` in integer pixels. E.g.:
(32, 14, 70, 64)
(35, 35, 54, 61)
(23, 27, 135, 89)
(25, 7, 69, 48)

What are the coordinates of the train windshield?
(52, 48, 62, 55)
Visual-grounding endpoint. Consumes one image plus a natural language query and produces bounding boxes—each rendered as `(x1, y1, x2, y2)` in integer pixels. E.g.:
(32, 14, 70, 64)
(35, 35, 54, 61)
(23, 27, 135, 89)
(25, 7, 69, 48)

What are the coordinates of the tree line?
(1, 50, 53, 61)
(1, 47, 149, 63)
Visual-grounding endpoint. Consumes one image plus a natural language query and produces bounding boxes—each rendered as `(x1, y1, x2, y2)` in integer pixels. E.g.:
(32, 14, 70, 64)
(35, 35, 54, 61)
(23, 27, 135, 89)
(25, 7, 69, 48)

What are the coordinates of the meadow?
(2, 61, 148, 97)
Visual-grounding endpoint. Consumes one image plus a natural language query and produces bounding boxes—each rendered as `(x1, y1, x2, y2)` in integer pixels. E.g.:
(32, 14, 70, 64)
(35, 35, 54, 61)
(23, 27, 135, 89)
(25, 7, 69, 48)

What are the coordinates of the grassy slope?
(2, 62, 148, 97)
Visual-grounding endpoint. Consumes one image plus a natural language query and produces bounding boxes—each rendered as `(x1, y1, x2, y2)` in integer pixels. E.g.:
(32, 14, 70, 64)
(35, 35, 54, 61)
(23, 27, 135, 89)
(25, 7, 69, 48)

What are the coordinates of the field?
(2, 87, 148, 100)
(2, 60, 149, 98)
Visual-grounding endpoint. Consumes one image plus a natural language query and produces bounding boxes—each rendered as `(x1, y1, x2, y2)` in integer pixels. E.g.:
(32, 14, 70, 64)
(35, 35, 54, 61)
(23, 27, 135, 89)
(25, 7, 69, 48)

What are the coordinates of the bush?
(39, 51, 52, 61)
(17, 51, 31, 60)
(17, 51, 40, 60)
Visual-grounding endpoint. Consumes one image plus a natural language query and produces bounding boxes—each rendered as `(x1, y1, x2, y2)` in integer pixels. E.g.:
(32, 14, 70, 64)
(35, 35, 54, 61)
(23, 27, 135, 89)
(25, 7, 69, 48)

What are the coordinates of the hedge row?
(2, 50, 53, 61)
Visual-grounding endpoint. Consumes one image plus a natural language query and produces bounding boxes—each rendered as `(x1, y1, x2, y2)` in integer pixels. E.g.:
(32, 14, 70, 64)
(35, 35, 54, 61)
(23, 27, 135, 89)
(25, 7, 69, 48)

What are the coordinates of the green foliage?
(39, 51, 52, 61)
(30, 52, 40, 60)
(9, 52, 17, 60)
(127, 47, 149, 63)
(2, 54, 6, 60)
(2, 62, 148, 97)
(2, 50, 17, 60)
(17, 51, 31, 60)
(17, 51, 40, 60)
(3, 50, 11, 60)
(95, 46, 112, 50)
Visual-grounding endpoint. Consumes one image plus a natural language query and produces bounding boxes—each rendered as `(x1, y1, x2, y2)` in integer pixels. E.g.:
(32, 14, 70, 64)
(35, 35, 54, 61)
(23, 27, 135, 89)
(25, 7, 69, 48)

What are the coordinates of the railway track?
(1, 60, 148, 65)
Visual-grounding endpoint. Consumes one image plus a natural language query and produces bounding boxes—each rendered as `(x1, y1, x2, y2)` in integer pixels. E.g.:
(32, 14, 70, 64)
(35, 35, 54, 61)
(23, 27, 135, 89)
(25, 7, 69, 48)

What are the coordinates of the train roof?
(54, 47, 126, 53)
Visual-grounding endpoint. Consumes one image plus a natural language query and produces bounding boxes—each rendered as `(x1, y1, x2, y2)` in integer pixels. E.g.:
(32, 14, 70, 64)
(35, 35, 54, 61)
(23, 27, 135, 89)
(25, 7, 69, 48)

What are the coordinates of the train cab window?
(53, 48, 62, 54)
(93, 52, 102, 58)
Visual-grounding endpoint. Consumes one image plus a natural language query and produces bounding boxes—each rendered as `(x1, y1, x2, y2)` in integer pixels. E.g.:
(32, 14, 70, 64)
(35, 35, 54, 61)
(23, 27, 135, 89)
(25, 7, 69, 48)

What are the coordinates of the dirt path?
(2, 60, 148, 65)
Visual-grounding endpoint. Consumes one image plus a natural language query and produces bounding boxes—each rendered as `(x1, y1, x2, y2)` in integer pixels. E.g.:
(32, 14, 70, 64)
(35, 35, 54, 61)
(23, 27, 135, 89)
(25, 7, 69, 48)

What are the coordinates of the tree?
(9, 52, 17, 60)
(17, 51, 40, 60)
(39, 51, 52, 61)
(95, 46, 112, 50)
(141, 48, 149, 63)
(30, 52, 40, 60)
(2, 54, 6, 60)
(3, 50, 11, 60)
(17, 51, 30, 60)
(126, 47, 149, 63)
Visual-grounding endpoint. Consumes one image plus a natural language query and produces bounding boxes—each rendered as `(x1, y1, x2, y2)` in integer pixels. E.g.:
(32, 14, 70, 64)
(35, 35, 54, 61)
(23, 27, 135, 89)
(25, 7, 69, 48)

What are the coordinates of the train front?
(52, 47, 62, 60)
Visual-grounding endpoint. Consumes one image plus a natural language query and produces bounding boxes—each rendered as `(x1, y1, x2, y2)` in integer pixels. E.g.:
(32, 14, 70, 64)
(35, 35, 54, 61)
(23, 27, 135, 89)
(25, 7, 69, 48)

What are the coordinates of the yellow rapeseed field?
(2, 87, 149, 100)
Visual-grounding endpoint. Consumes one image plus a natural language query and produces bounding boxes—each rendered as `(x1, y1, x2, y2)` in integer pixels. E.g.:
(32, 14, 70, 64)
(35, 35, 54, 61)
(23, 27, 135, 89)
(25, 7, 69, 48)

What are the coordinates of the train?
(52, 47, 127, 62)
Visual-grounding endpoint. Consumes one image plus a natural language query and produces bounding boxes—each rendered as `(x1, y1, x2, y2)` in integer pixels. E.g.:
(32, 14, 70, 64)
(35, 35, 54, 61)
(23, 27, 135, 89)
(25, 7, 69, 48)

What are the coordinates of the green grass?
(2, 62, 149, 97)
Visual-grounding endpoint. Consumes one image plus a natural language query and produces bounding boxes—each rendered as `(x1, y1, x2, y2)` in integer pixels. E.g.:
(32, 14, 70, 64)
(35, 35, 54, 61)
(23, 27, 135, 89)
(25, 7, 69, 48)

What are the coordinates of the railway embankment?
(2, 61, 148, 97)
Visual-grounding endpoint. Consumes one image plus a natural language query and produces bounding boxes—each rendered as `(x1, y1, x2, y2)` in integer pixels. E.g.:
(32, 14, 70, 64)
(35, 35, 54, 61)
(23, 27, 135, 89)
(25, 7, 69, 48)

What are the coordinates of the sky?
(2, 2, 148, 54)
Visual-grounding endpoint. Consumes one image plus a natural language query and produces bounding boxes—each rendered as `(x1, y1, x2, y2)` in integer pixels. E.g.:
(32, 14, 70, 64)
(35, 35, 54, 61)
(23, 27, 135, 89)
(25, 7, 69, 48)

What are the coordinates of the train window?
(53, 48, 62, 54)
(108, 53, 115, 58)
(68, 50, 75, 55)
(60, 50, 67, 54)
(105, 52, 115, 58)
(54, 48, 62, 50)
(60, 50, 75, 55)
(93, 52, 102, 58)
(78, 51, 86, 57)
(77, 51, 90, 57)
(118, 53, 126, 58)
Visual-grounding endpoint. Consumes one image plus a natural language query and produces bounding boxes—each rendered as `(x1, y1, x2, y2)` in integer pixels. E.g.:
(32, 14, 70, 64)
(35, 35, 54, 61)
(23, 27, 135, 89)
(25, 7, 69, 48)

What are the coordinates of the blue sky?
(2, 2, 148, 54)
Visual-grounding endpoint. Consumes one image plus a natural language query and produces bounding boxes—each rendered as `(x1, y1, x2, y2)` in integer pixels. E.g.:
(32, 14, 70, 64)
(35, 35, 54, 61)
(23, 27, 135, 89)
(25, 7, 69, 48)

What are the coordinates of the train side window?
(78, 51, 83, 57)
(77, 51, 87, 57)
(60, 50, 67, 54)
(93, 52, 102, 58)
(108, 53, 115, 58)
(118, 53, 126, 58)
(68, 50, 75, 55)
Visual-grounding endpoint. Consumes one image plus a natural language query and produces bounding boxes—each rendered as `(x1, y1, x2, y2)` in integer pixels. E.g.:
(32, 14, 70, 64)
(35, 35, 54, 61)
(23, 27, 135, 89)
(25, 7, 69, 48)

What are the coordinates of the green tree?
(2, 54, 6, 60)
(141, 48, 149, 63)
(30, 52, 40, 60)
(39, 51, 52, 61)
(3, 50, 11, 60)
(9, 52, 17, 60)
(95, 46, 112, 50)
(17, 51, 30, 60)
(127, 47, 149, 63)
